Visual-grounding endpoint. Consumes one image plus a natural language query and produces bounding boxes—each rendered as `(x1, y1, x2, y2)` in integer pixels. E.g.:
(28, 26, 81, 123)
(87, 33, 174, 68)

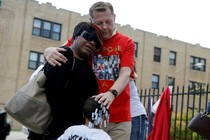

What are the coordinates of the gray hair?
(89, 1, 114, 18)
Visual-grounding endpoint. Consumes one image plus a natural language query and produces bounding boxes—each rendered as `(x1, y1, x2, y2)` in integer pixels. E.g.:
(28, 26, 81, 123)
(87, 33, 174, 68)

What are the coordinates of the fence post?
(147, 96, 153, 135)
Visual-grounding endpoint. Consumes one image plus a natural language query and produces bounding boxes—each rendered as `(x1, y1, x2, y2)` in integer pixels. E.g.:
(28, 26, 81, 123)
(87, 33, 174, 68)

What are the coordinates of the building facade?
(0, 0, 209, 129)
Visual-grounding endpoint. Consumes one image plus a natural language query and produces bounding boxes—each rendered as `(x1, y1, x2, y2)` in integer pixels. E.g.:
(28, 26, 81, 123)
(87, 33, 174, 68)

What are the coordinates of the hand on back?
(45, 47, 67, 66)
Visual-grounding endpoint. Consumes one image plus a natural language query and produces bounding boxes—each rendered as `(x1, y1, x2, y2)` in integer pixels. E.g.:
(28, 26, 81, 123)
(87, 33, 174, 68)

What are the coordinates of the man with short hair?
(45, 2, 135, 140)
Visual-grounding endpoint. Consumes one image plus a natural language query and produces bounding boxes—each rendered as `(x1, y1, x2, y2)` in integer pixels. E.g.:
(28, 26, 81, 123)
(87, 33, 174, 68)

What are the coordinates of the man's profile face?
(90, 9, 115, 40)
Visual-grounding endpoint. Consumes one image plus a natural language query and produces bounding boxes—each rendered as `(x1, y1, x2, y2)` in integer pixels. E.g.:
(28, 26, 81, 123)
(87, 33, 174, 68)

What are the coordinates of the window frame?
(169, 51, 176, 66)
(189, 81, 206, 93)
(32, 18, 62, 41)
(0, 0, 2, 7)
(134, 42, 138, 58)
(153, 47, 161, 62)
(152, 74, 159, 89)
(28, 51, 44, 70)
(190, 56, 206, 72)
(167, 76, 175, 87)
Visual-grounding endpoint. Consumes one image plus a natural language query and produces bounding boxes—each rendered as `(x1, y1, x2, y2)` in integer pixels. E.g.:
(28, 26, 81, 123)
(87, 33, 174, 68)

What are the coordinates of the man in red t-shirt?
(44, 2, 135, 140)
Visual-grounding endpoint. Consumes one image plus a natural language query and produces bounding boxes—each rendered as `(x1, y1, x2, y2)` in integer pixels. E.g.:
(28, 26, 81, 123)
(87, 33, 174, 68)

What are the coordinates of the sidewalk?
(6, 131, 28, 140)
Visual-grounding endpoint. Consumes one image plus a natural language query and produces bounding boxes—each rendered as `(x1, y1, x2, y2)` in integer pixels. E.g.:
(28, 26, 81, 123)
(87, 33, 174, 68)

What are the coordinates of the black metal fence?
(140, 84, 210, 140)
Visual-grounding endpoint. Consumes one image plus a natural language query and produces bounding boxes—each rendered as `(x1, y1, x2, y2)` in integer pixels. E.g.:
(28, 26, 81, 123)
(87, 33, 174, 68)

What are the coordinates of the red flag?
(147, 87, 171, 140)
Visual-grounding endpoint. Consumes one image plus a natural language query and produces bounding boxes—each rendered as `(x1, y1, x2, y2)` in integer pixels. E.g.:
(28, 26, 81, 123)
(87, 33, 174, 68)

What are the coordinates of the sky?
(36, 0, 210, 48)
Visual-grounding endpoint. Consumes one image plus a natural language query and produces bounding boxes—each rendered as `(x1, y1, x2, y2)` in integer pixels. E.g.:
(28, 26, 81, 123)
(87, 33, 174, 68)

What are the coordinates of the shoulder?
(62, 38, 72, 46)
(59, 46, 73, 57)
(60, 46, 71, 52)
(114, 32, 134, 46)
(64, 125, 84, 133)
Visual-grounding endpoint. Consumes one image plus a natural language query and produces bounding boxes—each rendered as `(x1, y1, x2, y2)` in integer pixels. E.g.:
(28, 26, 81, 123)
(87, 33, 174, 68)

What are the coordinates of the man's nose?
(101, 22, 108, 29)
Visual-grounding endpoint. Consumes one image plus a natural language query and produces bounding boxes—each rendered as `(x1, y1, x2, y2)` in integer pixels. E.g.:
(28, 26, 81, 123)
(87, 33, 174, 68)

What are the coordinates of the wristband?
(109, 89, 118, 97)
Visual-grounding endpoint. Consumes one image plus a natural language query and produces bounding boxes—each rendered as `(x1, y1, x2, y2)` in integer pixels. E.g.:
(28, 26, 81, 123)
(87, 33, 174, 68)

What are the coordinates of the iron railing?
(140, 84, 210, 140)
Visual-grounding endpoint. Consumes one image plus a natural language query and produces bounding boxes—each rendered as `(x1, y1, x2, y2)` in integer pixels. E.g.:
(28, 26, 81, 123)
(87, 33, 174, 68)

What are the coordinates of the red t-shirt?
(64, 32, 135, 122)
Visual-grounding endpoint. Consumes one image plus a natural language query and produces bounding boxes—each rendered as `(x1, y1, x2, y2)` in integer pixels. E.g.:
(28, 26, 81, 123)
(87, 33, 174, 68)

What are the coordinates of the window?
(169, 51, 176, 66)
(32, 18, 61, 41)
(0, 0, 2, 7)
(134, 42, 138, 57)
(153, 47, 161, 62)
(28, 51, 44, 70)
(167, 76, 175, 87)
(152, 74, 159, 89)
(189, 81, 206, 93)
(42, 21, 51, 38)
(190, 56, 206, 72)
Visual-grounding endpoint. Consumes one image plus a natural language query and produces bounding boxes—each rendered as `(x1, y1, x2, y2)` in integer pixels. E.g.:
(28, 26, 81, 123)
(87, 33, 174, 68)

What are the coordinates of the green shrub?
(170, 112, 203, 140)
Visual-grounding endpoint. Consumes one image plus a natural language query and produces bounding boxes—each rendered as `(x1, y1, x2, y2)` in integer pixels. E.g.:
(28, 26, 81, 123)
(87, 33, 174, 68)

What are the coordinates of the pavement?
(6, 131, 28, 140)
